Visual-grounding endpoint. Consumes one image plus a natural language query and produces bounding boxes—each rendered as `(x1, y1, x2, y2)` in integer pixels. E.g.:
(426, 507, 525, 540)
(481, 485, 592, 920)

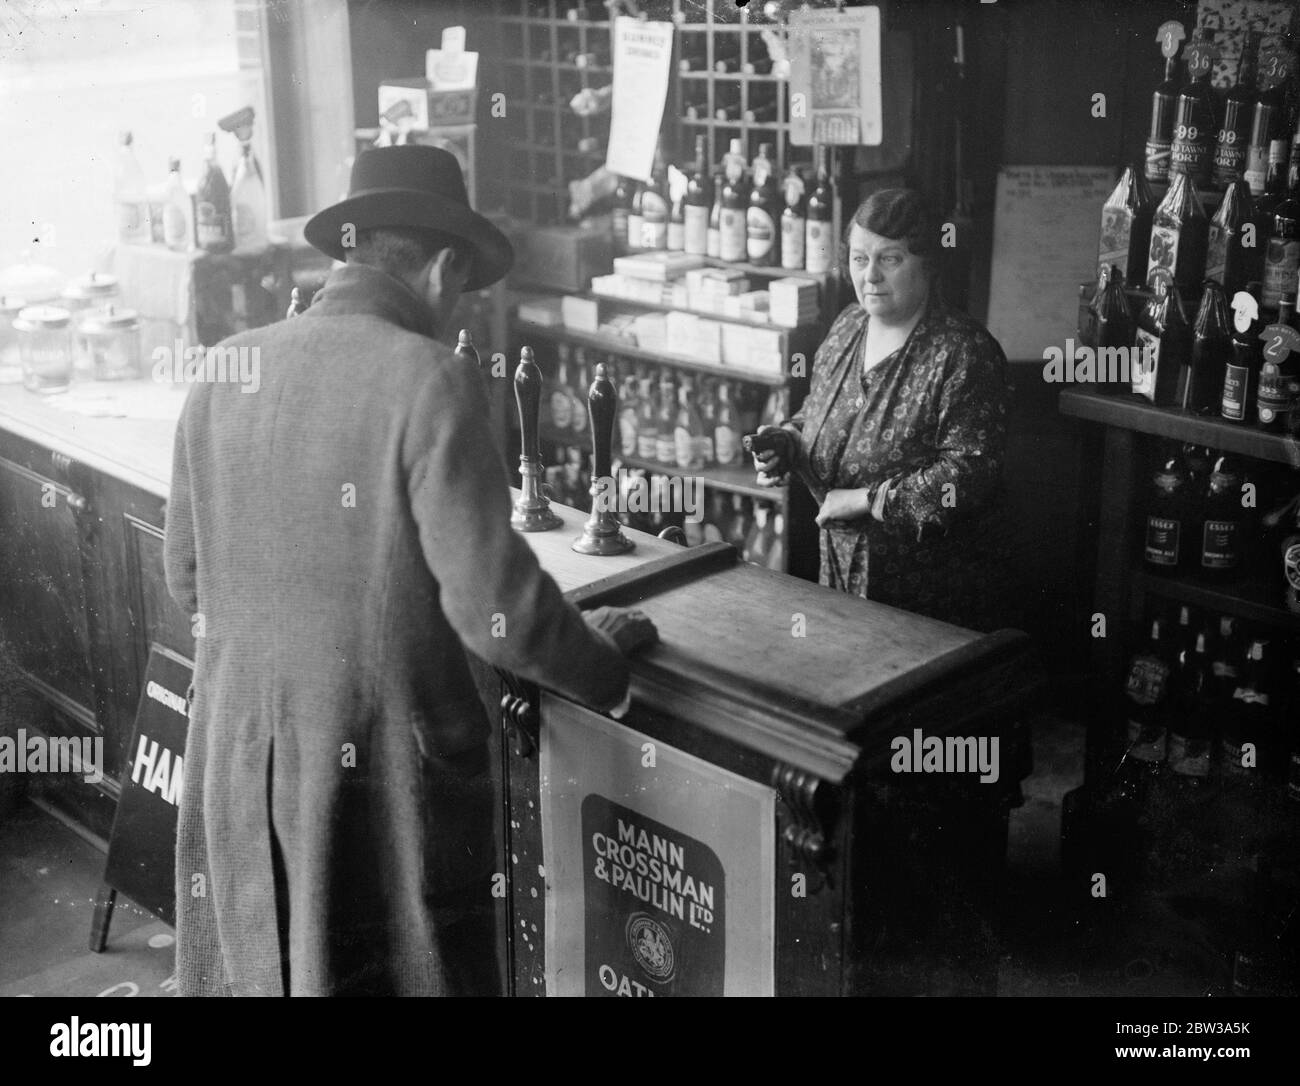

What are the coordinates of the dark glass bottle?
(684, 135, 711, 257)
(1146, 55, 1182, 185)
(1245, 67, 1289, 197)
(1171, 43, 1220, 187)
(1123, 616, 1175, 765)
(667, 168, 686, 252)
(1098, 165, 1155, 289)
(1262, 177, 1300, 311)
(612, 176, 631, 256)
(1144, 458, 1192, 573)
(195, 132, 232, 254)
(1134, 273, 1190, 405)
(1199, 455, 1247, 577)
(626, 180, 644, 252)
(1181, 280, 1231, 412)
(1257, 296, 1300, 428)
(655, 373, 676, 464)
(1222, 282, 1264, 422)
(1147, 169, 1209, 292)
(640, 149, 669, 250)
(1093, 264, 1135, 396)
(707, 168, 725, 259)
(746, 142, 781, 266)
(1212, 35, 1259, 189)
(1205, 178, 1258, 297)
(1281, 497, 1300, 614)
(780, 168, 807, 271)
(804, 145, 834, 274)
(1169, 629, 1214, 780)
(1224, 638, 1273, 782)
(719, 138, 748, 263)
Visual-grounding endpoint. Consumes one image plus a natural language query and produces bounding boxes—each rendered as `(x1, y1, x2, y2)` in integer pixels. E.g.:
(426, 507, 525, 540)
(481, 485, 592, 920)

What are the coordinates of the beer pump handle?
(588, 362, 616, 480)
(515, 346, 542, 462)
(456, 328, 482, 373)
(286, 287, 306, 319)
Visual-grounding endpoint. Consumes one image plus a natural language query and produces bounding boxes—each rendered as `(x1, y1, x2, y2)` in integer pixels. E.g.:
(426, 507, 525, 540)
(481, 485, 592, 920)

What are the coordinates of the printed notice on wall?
(605, 15, 674, 183)
(541, 695, 774, 996)
(985, 165, 1116, 363)
(787, 5, 882, 147)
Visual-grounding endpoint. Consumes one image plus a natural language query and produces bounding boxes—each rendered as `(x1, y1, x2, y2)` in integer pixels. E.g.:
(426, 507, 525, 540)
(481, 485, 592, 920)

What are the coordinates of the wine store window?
(0, 0, 271, 278)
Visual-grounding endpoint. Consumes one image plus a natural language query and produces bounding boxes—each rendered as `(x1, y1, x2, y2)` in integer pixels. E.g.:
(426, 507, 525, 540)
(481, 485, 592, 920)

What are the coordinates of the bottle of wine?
(1123, 616, 1175, 765)
(674, 379, 705, 470)
(1098, 164, 1155, 289)
(707, 168, 725, 258)
(655, 372, 677, 463)
(1134, 272, 1190, 405)
(636, 374, 658, 460)
(627, 180, 645, 252)
(1181, 280, 1231, 413)
(684, 136, 711, 256)
(230, 142, 268, 255)
(1199, 455, 1248, 577)
(805, 145, 834, 273)
(1264, 175, 1300, 311)
(719, 138, 748, 262)
(161, 157, 193, 252)
(1146, 54, 1182, 184)
(780, 167, 807, 271)
(1225, 638, 1273, 782)
(714, 381, 739, 466)
(550, 347, 574, 433)
(640, 149, 669, 250)
(747, 143, 781, 266)
(695, 378, 716, 466)
(612, 176, 632, 255)
(667, 164, 686, 252)
(1146, 169, 1209, 292)
(1245, 61, 1289, 197)
(1206, 178, 1257, 298)
(1212, 34, 1258, 189)
(195, 132, 233, 253)
(1144, 458, 1192, 574)
(114, 131, 152, 245)
(618, 373, 640, 458)
(1169, 629, 1214, 780)
(1171, 38, 1218, 187)
(1222, 284, 1264, 422)
(1092, 264, 1135, 396)
(570, 350, 590, 436)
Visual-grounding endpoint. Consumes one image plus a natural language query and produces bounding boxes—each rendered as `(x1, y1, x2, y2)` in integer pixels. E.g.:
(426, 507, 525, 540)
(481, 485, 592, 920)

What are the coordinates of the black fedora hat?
(304, 145, 513, 291)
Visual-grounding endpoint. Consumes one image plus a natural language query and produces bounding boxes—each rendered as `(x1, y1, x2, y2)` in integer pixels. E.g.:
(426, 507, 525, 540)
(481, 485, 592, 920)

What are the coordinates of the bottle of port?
(719, 139, 748, 262)
(1181, 279, 1231, 412)
(640, 149, 670, 250)
(1092, 264, 1135, 396)
(1146, 53, 1183, 184)
(1245, 57, 1290, 197)
(1222, 283, 1264, 423)
(1135, 273, 1191, 405)
(674, 379, 705, 470)
(707, 166, 725, 258)
(1261, 175, 1300, 311)
(1146, 169, 1209, 293)
(780, 167, 807, 271)
(747, 143, 781, 266)
(713, 381, 739, 466)
(1206, 179, 1258, 298)
(1212, 34, 1259, 189)
(1170, 34, 1218, 188)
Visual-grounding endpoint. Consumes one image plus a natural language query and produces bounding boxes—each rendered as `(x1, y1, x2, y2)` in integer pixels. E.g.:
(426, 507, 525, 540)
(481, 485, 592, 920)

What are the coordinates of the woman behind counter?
(754, 188, 1013, 632)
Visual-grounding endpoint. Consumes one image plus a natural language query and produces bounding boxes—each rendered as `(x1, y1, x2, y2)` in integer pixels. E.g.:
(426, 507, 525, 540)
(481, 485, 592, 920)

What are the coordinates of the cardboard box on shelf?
(561, 294, 600, 333)
(512, 224, 613, 293)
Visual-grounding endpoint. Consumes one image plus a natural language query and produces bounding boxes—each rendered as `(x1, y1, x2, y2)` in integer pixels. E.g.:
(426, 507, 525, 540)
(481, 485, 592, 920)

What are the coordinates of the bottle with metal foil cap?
(1147, 169, 1209, 292)
(1135, 271, 1190, 405)
(1146, 54, 1183, 184)
(1199, 455, 1248, 577)
(1206, 178, 1258, 297)
(1212, 34, 1259, 189)
(1181, 279, 1231, 412)
(1144, 458, 1193, 573)
(1222, 284, 1265, 422)
(1170, 32, 1220, 187)
(1091, 264, 1135, 396)
(1098, 165, 1154, 289)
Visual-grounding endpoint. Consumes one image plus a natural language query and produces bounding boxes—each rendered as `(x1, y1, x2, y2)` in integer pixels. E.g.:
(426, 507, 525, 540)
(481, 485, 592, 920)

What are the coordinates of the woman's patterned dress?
(783, 299, 1014, 632)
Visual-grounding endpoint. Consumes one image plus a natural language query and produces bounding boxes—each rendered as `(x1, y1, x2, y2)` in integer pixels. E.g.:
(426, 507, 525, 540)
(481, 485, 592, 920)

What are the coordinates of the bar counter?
(0, 381, 1042, 995)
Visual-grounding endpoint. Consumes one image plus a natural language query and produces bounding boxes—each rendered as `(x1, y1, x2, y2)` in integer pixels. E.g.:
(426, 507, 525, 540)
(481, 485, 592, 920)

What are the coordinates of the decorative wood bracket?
(771, 762, 838, 874)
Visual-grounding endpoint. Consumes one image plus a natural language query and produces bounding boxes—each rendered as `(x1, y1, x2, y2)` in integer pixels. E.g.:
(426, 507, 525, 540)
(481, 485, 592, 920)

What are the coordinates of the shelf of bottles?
(495, 0, 614, 226)
(507, 334, 794, 571)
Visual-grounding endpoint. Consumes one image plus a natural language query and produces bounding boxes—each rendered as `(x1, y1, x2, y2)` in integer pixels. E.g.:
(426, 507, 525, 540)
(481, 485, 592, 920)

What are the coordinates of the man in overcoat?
(164, 145, 655, 996)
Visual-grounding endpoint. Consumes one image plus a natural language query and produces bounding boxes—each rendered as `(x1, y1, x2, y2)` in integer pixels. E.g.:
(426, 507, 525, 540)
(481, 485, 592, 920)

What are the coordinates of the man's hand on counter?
(584, 606, 659, 656)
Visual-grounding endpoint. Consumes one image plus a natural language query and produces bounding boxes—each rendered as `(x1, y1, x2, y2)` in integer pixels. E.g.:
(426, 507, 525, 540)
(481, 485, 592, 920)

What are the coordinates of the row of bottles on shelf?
(1145, 25, 1298, 195)
(540, 441, 785, 568)
(612, 137, 834, 272)
(543, 344, 789, 472)
(113, 112, 267, 256)
(677, 30, 781, 77)
(1122, 599, 1300, 795)
(1142, 442, 1300, 606)
(1086, 263, 1300, 433)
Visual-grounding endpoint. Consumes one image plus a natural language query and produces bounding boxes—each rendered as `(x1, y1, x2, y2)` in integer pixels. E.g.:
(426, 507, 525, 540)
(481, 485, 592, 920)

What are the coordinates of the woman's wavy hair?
(838, 187, 942, 284)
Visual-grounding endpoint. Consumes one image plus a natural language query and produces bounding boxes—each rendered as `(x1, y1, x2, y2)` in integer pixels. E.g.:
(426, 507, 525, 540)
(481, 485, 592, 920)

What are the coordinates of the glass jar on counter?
(62, 273, 121, 377)
(0, 296, 27, 383)
(78, 305, 141, 381)
(14, 305, 73, 393)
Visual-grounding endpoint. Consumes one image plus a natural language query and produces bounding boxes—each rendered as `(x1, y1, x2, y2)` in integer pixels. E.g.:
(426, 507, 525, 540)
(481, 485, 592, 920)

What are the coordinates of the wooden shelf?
(1132, 566, 1300, 632)
(511, 317, 789, 387)
(1059, 387, 1300, 468)
(584, 288, 819, 335)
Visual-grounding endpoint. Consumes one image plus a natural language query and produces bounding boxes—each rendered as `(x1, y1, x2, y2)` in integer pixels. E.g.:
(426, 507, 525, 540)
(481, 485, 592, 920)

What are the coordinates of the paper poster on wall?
(985, 165, 1116, 363)
(604, 15, 674, 183)
(541, 695, 775, 996)
(788, 6, 883, 147)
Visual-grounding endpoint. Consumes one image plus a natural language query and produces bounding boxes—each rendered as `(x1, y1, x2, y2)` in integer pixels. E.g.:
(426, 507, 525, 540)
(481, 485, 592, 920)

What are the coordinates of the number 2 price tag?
(1260, 323, 1300, 363)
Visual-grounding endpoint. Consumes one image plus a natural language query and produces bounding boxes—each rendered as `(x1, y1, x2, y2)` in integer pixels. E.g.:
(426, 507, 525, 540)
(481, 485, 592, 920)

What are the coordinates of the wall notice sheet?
(604, 15, 674, 183)
(985, 165, 1115, 363)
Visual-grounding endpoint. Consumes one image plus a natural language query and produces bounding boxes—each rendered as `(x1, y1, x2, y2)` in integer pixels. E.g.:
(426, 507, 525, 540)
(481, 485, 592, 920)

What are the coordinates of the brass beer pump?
(455, 328, 481, 373)
(573, 362, 634, 556)
(511, 346, 563, 532)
